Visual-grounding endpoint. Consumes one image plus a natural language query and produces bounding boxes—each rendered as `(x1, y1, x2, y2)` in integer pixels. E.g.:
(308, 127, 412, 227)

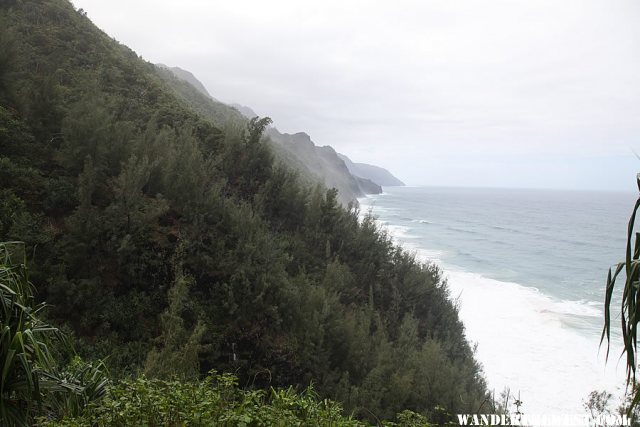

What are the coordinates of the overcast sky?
(72, 0, 640, 191)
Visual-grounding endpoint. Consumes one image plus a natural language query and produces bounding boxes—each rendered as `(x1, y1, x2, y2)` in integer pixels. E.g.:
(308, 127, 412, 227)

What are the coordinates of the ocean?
(358, 186, 636, 414)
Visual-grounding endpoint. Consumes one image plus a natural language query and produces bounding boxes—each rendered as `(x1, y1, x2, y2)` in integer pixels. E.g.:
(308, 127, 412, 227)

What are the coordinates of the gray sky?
(72, 0, 640, 190)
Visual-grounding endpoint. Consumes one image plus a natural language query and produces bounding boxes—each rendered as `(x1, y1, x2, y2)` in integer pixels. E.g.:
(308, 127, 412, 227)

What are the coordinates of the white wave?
(548, 299, 602, 318)
(410, 219, 434, 225)
(445, 270, 624, 414)
(367, 207, 626, 414)
(401, 242, 446, 265)
(384, 224, 416, 239)
(357, 193, 388, 206)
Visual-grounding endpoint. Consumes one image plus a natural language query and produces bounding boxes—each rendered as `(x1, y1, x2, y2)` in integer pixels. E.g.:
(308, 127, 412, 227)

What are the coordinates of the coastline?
(357, 191, 626, 414)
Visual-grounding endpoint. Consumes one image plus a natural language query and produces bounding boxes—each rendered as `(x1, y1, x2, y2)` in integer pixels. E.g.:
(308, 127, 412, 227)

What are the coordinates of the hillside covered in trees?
(0, 0, 488, 423)
(154, 64, 391, 206)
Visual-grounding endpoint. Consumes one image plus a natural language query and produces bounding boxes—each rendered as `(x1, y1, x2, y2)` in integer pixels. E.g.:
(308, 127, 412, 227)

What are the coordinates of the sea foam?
(444, 269, 624, 414)
(357, 192, 627, 414)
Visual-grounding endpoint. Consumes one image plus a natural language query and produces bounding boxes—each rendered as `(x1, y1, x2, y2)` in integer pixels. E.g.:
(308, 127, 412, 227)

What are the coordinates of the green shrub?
(40, 371, 438, 426)
(40, 372, 366, 427)
(0, 242, 108, 426)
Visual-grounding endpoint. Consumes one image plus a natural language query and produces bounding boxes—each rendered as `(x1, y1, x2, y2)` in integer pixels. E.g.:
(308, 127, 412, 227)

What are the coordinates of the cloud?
(73, 0, 640, 189)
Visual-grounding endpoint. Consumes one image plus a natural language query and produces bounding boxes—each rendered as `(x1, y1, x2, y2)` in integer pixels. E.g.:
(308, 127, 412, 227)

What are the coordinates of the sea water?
(358, 186, 636, 414)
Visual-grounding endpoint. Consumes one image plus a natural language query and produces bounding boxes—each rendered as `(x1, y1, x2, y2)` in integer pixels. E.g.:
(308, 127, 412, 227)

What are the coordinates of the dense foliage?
(0, 242, 436, 426)
(0, 242, 109, 426)
(41, 372, 442, 427)
(0, 0, 488, 422)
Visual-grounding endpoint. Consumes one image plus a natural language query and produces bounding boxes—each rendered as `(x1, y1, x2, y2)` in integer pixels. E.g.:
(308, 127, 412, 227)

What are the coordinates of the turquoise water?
(359, 186, 636, 413)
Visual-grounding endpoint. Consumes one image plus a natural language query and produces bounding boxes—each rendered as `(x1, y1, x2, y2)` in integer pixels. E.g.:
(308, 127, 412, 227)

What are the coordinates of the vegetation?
(155, 67, 379, 207)
(0, 0, 489, 423)
(0, 242, 437, 426)
(0, 242, 108, 426)
(40, 372, 439, 427)
(603, 174, 640, 415)
(0, 241, 59, 424)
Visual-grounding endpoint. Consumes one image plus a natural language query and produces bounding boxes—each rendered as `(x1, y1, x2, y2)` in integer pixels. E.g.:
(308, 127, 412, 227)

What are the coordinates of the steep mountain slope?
(157, 64, 214, 99)
(267, 128, 373, 205)
(0, 0, 487, 422)
(158, 65, 382, 204)
(154, 64, 246, 129)
(356, 175, 384, 193)
(339, 153, 405, 187)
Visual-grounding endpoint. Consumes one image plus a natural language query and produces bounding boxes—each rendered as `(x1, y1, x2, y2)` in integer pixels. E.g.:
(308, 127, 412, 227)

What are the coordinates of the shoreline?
(357, 192, 626, 414)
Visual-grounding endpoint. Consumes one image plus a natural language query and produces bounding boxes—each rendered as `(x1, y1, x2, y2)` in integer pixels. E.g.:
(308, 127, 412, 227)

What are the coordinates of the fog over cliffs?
(157, 64, 404, 205)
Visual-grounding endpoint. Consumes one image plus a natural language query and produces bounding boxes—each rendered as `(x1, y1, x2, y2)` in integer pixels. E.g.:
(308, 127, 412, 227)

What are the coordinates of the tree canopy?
(0, 0, 489, 423)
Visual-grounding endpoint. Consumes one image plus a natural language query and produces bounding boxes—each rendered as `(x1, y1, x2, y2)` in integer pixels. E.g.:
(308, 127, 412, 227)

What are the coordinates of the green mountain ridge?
(0, 0, 488, 423)
(268, 128, 378, 204)
(153, 63, 371, 205)
(157, 64, 400, 203)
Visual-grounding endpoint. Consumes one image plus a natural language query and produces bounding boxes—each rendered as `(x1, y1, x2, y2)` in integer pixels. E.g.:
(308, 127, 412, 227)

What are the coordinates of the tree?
(0, 0, 490, 419)
(0, 19, 16, 104)
(144, 248, 205, 380)
(246, 116, 272, 145)
(221, 116, 274, 199)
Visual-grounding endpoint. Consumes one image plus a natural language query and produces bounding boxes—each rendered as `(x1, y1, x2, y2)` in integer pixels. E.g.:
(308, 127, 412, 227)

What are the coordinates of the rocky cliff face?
(267, 129, 369, 205)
